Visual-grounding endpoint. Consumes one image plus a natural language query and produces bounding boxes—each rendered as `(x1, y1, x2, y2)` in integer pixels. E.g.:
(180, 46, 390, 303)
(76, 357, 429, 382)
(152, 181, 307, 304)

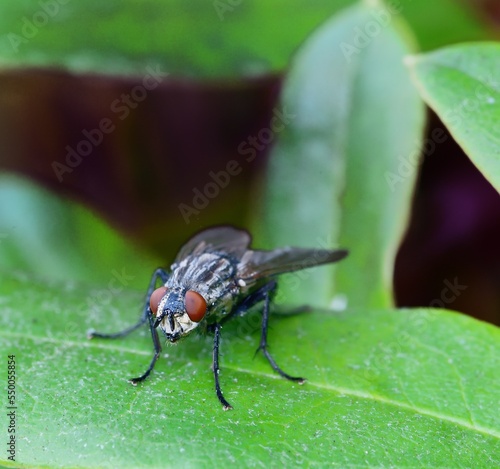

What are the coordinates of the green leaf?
(0, 0, 352, 77)
(406, 42, 500, 193)
(400, 0, 492, 52)
(258, 1, 425, 309)
(0, 0, 490, 78)
(1, 271, 498, 468)
(0, 174, 159, 288)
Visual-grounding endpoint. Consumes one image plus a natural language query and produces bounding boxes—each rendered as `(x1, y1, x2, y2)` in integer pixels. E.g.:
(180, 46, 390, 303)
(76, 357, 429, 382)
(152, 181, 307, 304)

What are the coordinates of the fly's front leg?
(87, 268, 169, 384)
(87, 306, 149, 340)
(255, 282, 306, 384)
(87, 268, 169, 340)
(211, 323, 232, 410)
(129, 309, 162, 385)
(207, 283, 277, 411)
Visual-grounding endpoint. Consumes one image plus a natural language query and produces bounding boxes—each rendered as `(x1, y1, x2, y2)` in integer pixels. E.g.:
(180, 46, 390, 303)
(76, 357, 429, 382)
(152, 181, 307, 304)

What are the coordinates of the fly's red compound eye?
(184, 290, 207, 322)
(150, 287, 168, 315)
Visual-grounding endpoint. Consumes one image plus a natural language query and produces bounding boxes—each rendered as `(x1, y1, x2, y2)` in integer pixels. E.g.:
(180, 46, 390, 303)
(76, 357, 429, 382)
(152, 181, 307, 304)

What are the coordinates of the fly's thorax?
(169, 252, 242, 322)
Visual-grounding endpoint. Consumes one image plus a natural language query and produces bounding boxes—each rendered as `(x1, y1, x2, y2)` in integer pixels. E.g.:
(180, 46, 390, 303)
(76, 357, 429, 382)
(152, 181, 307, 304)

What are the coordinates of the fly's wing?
(237, 247, 348, 282)
(175, 226, 252, 262)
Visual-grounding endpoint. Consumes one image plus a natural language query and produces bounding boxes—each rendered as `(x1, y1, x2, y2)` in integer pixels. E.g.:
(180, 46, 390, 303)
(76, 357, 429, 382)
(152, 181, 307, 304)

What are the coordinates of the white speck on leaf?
(330, 293, 347, 311)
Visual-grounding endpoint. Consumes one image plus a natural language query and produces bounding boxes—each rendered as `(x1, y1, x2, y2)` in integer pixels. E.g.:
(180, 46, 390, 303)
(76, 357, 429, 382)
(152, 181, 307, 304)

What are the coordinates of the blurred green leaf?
(0, 0, 351, 77)
(258, 1, 425, 309)
(400, 0, 492, 52)
(0, 270, 498, 468)
(0, 173, 159, 288)
(407, 42, 500, 193)
(0, 0, 491, 78)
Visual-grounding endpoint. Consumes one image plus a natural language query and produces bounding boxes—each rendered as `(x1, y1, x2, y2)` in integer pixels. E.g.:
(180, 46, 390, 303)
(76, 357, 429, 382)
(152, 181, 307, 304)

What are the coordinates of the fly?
(88, 226, 348, 410)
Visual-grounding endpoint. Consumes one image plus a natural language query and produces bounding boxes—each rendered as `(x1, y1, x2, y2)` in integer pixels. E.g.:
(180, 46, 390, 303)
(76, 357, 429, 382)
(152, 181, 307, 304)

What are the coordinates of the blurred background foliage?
(0, 0, 499, 323)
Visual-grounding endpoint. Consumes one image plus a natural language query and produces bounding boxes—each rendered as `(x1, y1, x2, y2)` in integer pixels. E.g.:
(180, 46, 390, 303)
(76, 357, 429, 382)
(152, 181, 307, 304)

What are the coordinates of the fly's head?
(149, 286, 207, 343)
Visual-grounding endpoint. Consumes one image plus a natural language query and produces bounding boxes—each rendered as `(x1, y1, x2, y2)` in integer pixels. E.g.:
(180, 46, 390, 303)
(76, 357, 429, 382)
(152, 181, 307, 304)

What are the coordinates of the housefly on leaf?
(88, 226, 348, 410)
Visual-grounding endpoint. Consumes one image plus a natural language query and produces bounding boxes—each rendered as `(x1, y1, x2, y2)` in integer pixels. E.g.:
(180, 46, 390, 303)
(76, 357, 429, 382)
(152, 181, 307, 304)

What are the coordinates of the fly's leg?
(129, 310, 162, 385)
(255, 282, 306, 384)
(87, 268, 169, 339)
(87, 268, 169, 384)
(213, 280, 304, 408)
(211, 323, 233, 410)
(87, 306, 149, 340)
(220, 280, 277, 325)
